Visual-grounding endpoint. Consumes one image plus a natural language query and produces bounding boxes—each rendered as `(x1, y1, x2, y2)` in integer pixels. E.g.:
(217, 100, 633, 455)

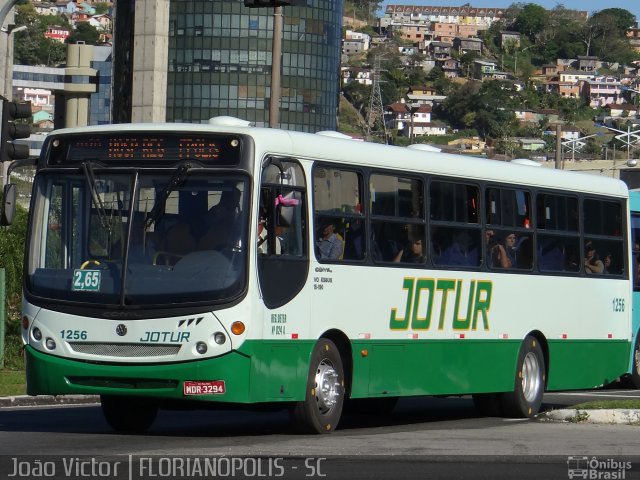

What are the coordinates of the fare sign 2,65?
(183, 380, 226, 396)
(72, 269, 101, 291)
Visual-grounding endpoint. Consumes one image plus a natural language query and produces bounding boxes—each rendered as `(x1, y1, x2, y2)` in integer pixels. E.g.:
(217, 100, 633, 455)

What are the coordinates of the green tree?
(342, 81, 371, 116)
(94, 3, 111, 15)
(591, 8, 636, 31)
(588, 9, 638, 62)
(14, 4, 69, 66)
(66, 22, 101, 45)
(513, 4, 548, 43)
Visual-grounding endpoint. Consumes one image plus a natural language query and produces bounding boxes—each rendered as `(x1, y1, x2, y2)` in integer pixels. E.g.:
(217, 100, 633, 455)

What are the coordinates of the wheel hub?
(521, 351, 542, 403)
(314, 359, 340, 414)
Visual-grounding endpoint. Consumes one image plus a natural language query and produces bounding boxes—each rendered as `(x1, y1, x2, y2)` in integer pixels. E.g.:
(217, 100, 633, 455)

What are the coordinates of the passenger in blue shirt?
(438, 229, 479, 267)
(316, 220, 343, 260)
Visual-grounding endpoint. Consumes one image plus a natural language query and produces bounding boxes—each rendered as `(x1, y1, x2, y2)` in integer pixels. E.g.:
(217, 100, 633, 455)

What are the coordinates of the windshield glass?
(27, 170, 249, 306)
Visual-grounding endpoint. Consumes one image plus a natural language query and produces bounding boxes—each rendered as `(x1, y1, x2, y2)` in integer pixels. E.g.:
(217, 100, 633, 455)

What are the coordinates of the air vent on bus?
(68, 342, 181, 358)
(208, 116, 252, 127)
(315, 131, 354, 139)
(510, 158, 541, 167)
(407, 144, 442, 152)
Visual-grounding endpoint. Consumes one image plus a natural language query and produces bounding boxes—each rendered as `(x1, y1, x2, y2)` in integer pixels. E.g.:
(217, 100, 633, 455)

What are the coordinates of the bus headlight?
(214, 332, 226, 345)
(32, 327, 42, 341)
(45, 338, 56, 350)
(195, 342, 208, 354)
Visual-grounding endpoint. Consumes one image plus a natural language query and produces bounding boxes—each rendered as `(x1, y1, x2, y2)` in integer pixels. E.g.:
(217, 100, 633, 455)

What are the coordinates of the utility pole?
(555, 124, 562, 169)
(269, 7, 283, 128)
(244, 0, 300, 128)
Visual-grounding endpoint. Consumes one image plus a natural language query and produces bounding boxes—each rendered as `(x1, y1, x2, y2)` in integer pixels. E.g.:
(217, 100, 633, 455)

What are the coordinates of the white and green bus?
(2, 118, 632, 433)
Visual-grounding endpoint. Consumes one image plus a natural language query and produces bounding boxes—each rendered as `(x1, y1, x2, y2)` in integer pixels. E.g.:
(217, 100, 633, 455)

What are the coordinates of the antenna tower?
(367, 56, 387, 143)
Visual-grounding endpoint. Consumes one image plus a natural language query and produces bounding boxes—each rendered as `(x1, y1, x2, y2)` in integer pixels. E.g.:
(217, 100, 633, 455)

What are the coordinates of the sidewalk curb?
(538, 409, 640, 425)
(0, 395, 100, 408)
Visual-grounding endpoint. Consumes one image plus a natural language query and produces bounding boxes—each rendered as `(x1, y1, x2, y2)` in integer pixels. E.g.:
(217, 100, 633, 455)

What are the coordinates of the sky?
(379, 0, 640, 23)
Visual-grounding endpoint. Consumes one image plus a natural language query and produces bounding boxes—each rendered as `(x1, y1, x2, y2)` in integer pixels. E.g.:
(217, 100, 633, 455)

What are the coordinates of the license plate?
(183, 380, 226, 395)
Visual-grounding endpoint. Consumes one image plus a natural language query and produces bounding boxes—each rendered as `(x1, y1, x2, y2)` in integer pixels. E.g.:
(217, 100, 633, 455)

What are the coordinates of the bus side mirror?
(1, 183, 17, 226)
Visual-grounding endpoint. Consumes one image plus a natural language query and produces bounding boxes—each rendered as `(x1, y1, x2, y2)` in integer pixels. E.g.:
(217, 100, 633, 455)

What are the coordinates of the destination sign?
(46, 132, 243, 166)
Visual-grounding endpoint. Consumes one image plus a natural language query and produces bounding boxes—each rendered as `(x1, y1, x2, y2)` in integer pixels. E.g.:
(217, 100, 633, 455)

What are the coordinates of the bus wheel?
(101, 395, 158, 433)
(291, 339, 345, 434)
(501, 336, 545, 418)
(630, 335, 640, 389)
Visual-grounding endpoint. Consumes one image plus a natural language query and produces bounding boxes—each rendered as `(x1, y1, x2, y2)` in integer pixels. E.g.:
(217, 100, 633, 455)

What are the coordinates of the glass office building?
(114, 0, 343, 132)
(168, 0, 342, 132)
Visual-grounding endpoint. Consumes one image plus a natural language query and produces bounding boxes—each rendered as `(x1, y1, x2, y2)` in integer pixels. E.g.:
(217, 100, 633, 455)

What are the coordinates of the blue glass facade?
(167, 0, 343, 132)
(89, 55, 113, 125)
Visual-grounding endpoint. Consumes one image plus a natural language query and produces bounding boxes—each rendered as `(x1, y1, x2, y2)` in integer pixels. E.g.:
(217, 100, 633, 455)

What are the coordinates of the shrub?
(0, 204, 28, 369)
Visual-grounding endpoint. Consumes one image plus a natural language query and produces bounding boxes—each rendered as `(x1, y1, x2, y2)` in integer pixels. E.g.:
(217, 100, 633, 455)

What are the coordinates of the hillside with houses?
(340, 3, 640, 160)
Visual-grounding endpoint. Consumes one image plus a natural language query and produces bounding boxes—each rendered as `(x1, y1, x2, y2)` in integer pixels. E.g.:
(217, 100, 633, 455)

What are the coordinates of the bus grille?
(67, 342, 181, 357)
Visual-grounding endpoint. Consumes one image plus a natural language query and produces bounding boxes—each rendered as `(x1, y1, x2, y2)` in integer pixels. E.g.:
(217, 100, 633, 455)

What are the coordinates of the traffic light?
(244, 0, 302, 7)
(0, 99, 32, 162)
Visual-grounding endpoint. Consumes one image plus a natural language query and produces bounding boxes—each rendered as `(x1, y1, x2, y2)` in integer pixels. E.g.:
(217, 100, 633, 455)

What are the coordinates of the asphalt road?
(1, 390, 639, 479)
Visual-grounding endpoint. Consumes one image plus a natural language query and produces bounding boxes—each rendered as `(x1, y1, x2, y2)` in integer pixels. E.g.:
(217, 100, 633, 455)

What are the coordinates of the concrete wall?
(131, 0, 169, 123)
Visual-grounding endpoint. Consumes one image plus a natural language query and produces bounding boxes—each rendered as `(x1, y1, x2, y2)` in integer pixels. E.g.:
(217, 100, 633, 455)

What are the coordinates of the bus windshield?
(27, 169, 249, 306)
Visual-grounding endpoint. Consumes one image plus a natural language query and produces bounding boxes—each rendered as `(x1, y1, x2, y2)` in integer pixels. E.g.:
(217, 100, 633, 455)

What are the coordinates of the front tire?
(101, 395, 158, 433)
(291, 339, 345, 433)
(501, 335, 545, 418)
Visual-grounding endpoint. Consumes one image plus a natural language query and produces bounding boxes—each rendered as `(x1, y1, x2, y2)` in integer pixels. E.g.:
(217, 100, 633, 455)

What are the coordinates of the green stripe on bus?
(25, 338, 630, 402)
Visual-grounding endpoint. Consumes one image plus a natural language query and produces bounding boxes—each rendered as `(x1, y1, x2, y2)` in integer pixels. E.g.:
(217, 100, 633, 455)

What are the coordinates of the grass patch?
(568, 410, 590, 423)
(571, 399, 640, 410)
(0, 370, 26, 397)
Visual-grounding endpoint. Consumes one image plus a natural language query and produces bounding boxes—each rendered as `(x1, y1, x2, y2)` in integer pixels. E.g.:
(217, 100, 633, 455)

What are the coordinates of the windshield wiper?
(144, 162, 192, 230)
(82, 161, 111, 231)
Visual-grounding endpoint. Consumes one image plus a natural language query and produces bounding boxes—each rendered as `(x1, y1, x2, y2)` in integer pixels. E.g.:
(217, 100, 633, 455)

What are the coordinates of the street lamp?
(2, 24, 26, 97)
(244, 0, 301, 128)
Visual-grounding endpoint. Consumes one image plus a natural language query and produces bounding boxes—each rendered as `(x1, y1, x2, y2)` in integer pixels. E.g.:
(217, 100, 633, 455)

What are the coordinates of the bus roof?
(47, 122, 628, 199)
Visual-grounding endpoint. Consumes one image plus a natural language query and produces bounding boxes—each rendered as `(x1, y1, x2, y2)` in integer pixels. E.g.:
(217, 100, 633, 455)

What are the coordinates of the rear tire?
(290, 339, 345, 433)
(500, 335, 545, 418)
(101, 395, 158, 433)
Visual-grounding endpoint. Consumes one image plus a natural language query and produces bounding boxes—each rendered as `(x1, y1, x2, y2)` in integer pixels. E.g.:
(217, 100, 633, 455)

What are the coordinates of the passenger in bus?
(393, 229, 426, 264)
(538, 239, 565, 271)
(438, 229, 479, 266)
(516, 236, 533, 269)
(584, 241, 604, 274)
(343, 219, 365, 260)
(602, 252, 613, 274)
(206, 188, 241, 227)
(316, 219, 343, 260)
(199, 188, 242, 251)
(487, 230, 512, 269)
